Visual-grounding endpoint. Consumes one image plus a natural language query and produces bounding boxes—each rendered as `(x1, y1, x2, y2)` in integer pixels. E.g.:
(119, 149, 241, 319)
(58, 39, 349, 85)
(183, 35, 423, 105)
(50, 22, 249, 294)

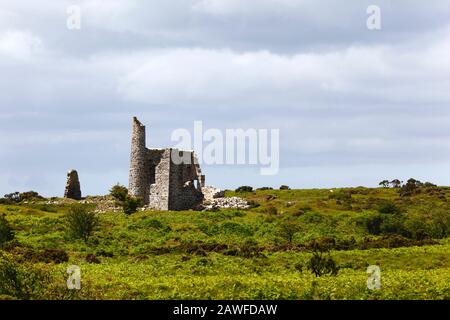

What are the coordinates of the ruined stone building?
(64, 169, 82, 200)
(128, 117, 205, 210)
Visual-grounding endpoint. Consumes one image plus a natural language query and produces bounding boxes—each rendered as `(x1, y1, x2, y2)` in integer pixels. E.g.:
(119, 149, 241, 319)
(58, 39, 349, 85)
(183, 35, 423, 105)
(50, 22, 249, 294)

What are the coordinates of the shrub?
(122, 196, 141, 215)
(359, 213, 407, 237)
(18, 191, 43, 202)
(235, 186, 253, 193)
(256, 187, 273, 191)
(110, 183, 128, 202)
(1, 191, 43, 204)
(0, 254, 50, 299)
(280, 185, 291, 190)
(265, 206, 278, 215)
(40, 249, 69, 264)
(377, 200, 401, 215)
(278, 220, 301, 243)
(86, 254, 101, 264)
(306, 251, 339, 277)
(3, 192, 20, 203)
(65, 205, 99, 242)
(0, 215, 14, 247)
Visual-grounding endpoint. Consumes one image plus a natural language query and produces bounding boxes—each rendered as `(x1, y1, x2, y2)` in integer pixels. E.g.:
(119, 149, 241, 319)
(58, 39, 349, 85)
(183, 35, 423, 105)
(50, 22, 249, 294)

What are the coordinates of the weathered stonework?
(128, 117, 205, 210)
(64, 170, 82, 200)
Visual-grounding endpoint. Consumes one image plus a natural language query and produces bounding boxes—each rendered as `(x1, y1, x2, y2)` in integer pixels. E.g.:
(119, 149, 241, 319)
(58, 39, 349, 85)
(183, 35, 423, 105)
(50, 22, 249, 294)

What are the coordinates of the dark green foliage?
(1, 192, 20, 204)
(306, 251, 339, 277)
(110, 184, 129, 202)
(65, 205, 99, 242)
(122, 196, 141, 215)
(280, 185, 291, 190)
(278, 220, 301, 243)
(0, 215, 14, 246)
(377, 200, 401, 215)
(235, 186, 253, 193)
(359, 213, 406, 236)
(1, 191, 43, 204)
(399, 178, 437, 197)
(40, 249, 69, 264)
(256, 187, 273, 191)
(18, 191, 43, 202)
(0, 255, 50, 299)
(390, 179, 402, 188)
(379, 180, 390, 188)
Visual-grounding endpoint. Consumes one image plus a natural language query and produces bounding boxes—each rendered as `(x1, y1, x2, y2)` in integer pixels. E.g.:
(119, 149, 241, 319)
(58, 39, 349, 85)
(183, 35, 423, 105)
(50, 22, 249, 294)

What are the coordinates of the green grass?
(0, 187, 449, 300)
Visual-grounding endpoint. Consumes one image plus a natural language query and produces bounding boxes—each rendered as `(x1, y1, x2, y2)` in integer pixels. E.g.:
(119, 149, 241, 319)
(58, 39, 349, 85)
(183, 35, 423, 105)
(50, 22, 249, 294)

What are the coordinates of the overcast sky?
(1, 0, 450, 197)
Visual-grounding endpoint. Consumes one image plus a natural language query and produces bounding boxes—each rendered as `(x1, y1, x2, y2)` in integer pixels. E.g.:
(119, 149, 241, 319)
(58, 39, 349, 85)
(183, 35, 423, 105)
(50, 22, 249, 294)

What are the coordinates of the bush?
(65, 205, 99, 242)
(18, 191, 43, 202)
(110, 184, 128, 202)
(0, 254, 50, 299)
(280, 185, 291, 190)
(306, 251, 339, 277)
(265, 206, 278, 215)
(235, 186, 253, 193)
(1, 191, 43, 204)
(86, 253, 101, 264)
(256, 187, 273, 191)
(40, 249, 69, 264)
(122, 196, 141, 215)
(359, 213, 406, 237)
(377, 200, 401, 215)
(0, 215, 14, 247)
(278, 220, 301, 243)
(247, 200, 260, 209)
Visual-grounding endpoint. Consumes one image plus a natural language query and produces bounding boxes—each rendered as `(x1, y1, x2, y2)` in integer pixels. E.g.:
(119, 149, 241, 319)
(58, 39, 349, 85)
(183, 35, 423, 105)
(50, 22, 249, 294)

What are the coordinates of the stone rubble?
(200, 196, 249, 211)
(202, 186, 225, 201)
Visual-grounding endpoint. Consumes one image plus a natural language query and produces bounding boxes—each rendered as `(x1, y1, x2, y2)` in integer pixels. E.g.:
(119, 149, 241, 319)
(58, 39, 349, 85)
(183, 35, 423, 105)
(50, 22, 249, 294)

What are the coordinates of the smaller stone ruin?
(64, 169, 82, 200)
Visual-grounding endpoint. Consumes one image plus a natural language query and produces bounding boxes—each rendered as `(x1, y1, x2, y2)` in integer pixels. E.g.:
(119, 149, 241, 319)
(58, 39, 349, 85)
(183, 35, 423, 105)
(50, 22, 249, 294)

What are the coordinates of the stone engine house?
(128, 117, 205, 210)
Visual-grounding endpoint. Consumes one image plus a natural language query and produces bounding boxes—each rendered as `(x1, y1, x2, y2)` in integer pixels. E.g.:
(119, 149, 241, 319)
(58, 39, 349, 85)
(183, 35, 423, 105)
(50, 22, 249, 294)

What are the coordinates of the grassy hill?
(0, 186, 449, 300)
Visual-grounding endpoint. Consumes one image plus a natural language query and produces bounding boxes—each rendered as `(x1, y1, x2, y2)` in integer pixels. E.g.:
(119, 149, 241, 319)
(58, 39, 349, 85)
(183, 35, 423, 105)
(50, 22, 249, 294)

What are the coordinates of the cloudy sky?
(1, 0, 450, 197)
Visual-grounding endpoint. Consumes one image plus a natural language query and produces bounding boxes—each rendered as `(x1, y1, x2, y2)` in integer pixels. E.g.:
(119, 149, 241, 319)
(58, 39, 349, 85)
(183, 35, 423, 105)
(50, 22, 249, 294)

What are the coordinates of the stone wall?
(129, 118, 205, 211)
(128, 117, 150, 203)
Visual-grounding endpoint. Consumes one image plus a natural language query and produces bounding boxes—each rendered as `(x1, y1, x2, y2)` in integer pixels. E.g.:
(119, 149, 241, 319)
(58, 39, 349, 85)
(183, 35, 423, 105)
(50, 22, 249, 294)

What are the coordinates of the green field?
(0, 186, 449, 300)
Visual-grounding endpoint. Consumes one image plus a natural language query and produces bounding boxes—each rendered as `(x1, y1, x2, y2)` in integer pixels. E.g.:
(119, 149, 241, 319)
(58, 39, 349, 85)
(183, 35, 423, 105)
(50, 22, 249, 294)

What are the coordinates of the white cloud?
(116, 29, 450, 109)
(0, 30, 43, 60)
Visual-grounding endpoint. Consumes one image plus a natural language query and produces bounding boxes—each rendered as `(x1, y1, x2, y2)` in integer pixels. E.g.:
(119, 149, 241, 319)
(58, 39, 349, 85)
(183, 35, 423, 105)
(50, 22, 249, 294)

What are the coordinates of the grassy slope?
(1, 187, 449, 300)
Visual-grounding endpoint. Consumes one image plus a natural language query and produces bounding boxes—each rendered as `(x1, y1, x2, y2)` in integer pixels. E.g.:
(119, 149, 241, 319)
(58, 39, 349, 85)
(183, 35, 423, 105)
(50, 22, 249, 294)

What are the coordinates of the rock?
(199, 196, 249, 211)
(202, 186, 225, 201)
(64, 170, 82, 200)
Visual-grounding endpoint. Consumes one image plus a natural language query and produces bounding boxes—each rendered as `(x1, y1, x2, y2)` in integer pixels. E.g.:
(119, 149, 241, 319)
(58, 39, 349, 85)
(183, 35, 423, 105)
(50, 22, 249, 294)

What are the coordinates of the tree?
(65, 205, 99, 242)
(306, 250, 339, 277)
(400, 178, 422, 196)
(379, 180, 390, 188)
(235, 186, 253, 193)
(390, 179, 402, 188)
(278, 220, 301, 243)
(122, 197, 141, 215)
(280, 185, 291, 190)
(109, 184, 128, 202)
